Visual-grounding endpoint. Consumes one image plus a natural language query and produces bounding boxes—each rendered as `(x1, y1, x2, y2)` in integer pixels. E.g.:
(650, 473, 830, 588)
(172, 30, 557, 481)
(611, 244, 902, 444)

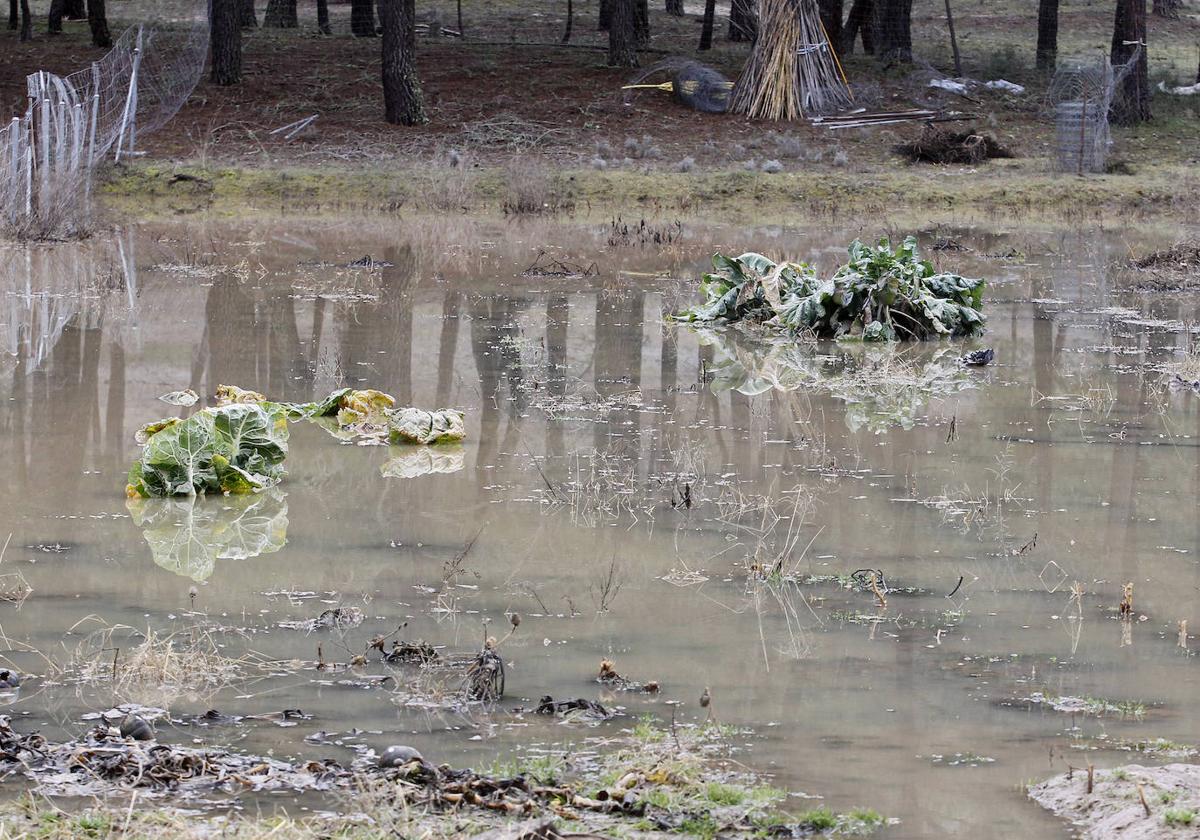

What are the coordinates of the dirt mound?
(895, 127, 1014, 165)
(1127, 243, 1200, 290)
(1133, 243, 1200, 271)
(1029, 763, 1200, 839)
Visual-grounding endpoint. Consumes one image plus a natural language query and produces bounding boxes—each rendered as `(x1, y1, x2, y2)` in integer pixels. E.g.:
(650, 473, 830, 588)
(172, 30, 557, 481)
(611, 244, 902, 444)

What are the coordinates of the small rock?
(378, 745, 424, 768)
(120, 714, 154, 741)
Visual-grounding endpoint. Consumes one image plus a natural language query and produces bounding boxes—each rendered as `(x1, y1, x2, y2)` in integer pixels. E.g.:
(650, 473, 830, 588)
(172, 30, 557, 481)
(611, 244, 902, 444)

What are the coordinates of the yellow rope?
(816, 14, 854, 103)
(620, 82, 675, 91)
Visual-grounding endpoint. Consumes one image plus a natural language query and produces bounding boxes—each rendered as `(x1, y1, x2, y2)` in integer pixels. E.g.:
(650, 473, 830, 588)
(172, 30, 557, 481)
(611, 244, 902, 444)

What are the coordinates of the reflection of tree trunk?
(205, 274, 260, 396)
(437, 292, 461, 406)
(106, 340, 126, 459)
(545, 293, 569, 457)
(265, 293, 305, 399)
(382, 247, 414, 404)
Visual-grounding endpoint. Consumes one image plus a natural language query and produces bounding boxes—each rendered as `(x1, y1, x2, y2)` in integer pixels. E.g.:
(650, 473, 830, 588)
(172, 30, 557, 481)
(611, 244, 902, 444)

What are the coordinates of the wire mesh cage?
(1048, 57, 1115, 174)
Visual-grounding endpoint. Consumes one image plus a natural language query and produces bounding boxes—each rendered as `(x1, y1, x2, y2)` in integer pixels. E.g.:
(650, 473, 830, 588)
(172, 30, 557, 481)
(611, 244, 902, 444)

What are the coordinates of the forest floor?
(2, 2, 1199, 219)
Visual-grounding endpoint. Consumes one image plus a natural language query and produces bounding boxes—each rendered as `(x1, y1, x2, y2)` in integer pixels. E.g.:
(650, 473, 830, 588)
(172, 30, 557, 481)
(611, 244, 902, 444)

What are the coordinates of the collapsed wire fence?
(1, 5, 208, 240)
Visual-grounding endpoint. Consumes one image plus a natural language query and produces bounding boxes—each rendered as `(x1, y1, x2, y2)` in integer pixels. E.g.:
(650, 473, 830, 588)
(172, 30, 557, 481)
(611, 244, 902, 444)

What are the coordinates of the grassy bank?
(97, 158, 1200, 224)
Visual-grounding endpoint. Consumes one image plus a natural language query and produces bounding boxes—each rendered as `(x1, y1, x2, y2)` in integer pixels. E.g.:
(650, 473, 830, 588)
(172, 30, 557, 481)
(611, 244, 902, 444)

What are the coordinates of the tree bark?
(19, 0, 29, 40)
(872, 0, 912, 62)
(1110, 0, 1150, 125)
(9, 0, 18, 30)
(48, 0, 64, 33)
(562, 0, 573, 42)
(698, 0, 715, 50)
(238, 0, 257, 28)
(87, 0, 110, 47)
(1036, 0, 1058, 72)
(1151, 0, 1179, 18)
(598, 0, 611, 30)
(379, 0, 426, 124)
(352, 0, 376, 35)
(819, 0, 843, 55)
(635, 0, 649, 45)
(317, 0, 330, 33)
(608, 0, 638, 66)
(665, 0, 683, 15)
(64, 0, 84, 18)
(728, 0, 757, 41)
(842, 0, 875, 54)
(263, 0, 297, 28)
(211, 0, 241, 85)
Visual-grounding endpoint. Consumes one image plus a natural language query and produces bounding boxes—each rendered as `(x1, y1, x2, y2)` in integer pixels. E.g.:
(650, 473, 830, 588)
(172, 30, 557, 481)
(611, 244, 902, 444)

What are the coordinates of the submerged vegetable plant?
(126, 402, 290, 498)
(127, 386, 466, 498)
(675, 236, 986, 341)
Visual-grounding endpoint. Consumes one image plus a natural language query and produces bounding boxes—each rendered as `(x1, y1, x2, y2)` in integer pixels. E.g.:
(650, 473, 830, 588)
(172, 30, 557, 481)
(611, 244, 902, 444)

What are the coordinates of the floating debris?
(961, 347, 994, 366)
(280, 607, 365, 632)
(157, 389, 199, 407)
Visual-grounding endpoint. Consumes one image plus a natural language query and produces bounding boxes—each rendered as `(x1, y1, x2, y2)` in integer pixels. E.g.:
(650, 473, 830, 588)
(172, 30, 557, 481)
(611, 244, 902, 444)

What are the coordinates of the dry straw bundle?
(731, 0, 852, 120)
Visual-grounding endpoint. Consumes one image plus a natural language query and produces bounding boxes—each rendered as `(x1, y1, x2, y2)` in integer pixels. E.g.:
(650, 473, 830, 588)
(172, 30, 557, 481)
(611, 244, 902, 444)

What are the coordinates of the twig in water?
(946, 576, 964, 598)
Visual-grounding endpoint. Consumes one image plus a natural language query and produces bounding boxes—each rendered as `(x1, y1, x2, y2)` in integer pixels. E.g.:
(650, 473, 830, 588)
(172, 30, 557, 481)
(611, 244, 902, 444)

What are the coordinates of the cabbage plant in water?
(126, 402, 289, 498)
(675, 236, 985, 341)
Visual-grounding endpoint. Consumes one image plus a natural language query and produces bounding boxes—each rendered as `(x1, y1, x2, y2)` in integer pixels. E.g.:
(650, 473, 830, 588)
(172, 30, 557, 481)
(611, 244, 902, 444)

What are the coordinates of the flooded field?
(1, 215, 1198, 838)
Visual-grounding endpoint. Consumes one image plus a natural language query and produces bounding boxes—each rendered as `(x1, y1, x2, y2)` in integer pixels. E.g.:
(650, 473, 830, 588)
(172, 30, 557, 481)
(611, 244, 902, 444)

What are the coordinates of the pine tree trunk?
(317, 0, 330, 33)
(635, 0, 649, 45)
(562, 0, 573, 43)
(1036, 0, 1058, 72)
(263, 0, 297, 28)
(239, 0, 257, 28)
(211, 0, 241, 85)
(728, 0, 757, 42)
(598, 0, 611, 30)
(842, 0, 875, 54)
(608, 0, 638, 66)
(1110, 0, 1150, 125)
(19, 0, 30, 40)
(819, 0, 843, 55)
(698, 0, 715, 50)
(379, 0, 426, 125)
(9, 0, 18, 30)
(87, 0, 110, 47)
(64, 0, 84, 18)
(873, 0, 912, 62)
(665, 0, 683, 15)
(352, 0, 376, 35)
(48, 0, 64, 33)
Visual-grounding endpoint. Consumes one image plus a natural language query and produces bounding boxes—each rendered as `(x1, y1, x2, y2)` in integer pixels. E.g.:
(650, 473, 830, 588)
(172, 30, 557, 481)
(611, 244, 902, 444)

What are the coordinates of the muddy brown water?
(1, 216, 1198, 837)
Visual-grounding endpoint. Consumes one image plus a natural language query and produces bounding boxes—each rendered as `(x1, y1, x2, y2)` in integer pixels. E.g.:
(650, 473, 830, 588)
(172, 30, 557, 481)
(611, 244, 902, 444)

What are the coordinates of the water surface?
(1, 215, 1198, 837)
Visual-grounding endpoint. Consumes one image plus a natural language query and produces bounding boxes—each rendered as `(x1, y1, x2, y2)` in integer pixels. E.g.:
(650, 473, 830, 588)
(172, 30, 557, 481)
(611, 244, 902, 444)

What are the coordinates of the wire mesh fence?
(1, 3, 207, 239)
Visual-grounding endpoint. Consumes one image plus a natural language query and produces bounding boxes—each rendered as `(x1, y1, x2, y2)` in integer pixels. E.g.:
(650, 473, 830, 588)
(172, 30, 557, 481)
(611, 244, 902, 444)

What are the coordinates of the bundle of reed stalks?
(730, 0, 852, 120)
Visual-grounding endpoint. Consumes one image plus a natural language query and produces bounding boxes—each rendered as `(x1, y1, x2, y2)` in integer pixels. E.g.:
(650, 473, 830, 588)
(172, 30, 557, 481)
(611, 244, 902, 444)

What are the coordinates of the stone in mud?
(0, 670, 21, 690)
(120, 715, 154, 741)
(1029, 763, 1200, 839)
(377, 745, 425, 768)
